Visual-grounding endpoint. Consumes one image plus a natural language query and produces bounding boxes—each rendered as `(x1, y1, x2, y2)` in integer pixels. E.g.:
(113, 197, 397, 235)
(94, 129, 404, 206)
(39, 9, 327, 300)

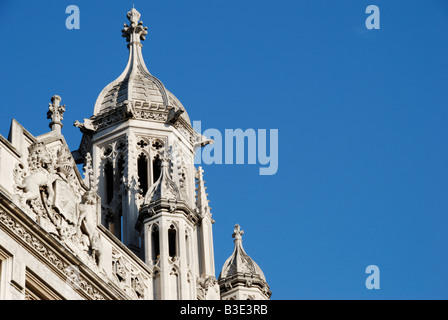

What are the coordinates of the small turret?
(218, 224, 271, 300)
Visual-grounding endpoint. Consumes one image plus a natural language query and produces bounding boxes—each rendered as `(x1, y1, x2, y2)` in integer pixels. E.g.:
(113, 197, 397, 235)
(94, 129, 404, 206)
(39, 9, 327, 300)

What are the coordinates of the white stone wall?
(0, 228, 84, 300)
(0, 137, 21, 199)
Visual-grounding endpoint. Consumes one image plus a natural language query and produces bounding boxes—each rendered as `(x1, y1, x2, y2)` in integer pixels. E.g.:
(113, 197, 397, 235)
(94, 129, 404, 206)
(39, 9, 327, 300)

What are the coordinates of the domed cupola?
(91, 8, 190, 128)
(218, 225, 271, 300)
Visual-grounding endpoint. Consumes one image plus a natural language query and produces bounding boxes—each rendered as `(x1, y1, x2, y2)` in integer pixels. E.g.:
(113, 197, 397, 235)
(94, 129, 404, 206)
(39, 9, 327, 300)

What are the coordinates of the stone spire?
(195, 166, 211, 218)
(47, 95, 65, 132)
(142, 158, 180, 205)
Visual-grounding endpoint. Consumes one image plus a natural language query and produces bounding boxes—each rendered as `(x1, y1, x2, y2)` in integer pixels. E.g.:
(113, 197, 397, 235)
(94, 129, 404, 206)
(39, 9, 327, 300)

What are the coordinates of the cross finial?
(232, 224, 244, 241)
(47, 95, 65, 132)
(121, 7, 148, 44)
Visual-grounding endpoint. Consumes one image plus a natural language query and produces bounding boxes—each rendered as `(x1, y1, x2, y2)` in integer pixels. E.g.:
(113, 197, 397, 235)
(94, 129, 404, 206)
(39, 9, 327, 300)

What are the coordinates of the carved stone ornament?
(142, 157, 181, 205)
(112, 248, 149, 299)
(47, 95, 65, 131)
(121, 8, 148, 43)
(0, 210, 107, 300)
(12, 141, 103, 268)
(197, 275, 218, 299)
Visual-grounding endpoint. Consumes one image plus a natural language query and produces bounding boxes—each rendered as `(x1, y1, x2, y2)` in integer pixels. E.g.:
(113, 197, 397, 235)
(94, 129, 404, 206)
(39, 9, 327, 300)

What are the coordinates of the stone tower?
(73, 8, 219, 300)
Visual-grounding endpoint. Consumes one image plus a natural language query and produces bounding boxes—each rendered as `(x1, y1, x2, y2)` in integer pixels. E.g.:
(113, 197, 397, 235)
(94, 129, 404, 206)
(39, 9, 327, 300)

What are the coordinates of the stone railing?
(98, 225, 153, 300)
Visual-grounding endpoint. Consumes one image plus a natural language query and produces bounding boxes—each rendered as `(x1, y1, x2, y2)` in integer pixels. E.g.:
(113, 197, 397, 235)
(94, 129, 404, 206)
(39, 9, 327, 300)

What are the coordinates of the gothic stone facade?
(0, 8, 271, 300)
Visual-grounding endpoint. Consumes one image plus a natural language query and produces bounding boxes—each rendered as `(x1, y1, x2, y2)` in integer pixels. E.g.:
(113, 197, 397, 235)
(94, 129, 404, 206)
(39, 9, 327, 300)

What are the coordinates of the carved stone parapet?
(0, 208, 110, 300)
(111, 246, 150, 299)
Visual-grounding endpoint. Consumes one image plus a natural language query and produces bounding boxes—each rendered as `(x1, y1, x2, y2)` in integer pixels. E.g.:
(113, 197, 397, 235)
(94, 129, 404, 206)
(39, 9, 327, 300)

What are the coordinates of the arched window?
(151, 225, 160, 262)
(138, 153, 149, 195)
(152, 154, 162, 183)
(185, 233, 191, 267)
(152, 270, 160, 300)
(169, 268, 180, 300)
(168, 225, 177, 258)
(117, 155, 125, 185)
(104, 161, 114, 204)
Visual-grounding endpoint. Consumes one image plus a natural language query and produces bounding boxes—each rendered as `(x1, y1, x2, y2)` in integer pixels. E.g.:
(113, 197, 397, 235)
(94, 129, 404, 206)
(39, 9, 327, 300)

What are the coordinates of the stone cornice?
(0, 191, 128, 300)
(89, 101, 194, 146)
(218, 273, 272, 299)
(136, 198, 199, 232)
(0, 134, 22, 159)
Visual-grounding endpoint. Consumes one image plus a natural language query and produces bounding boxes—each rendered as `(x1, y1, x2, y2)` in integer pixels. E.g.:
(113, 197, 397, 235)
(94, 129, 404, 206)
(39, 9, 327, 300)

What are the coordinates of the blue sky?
(1, 0, 448, 299)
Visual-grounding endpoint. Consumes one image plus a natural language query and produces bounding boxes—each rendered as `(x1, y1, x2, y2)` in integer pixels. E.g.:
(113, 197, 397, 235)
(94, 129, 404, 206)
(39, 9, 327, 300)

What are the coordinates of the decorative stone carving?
(122, 8, 148, 43)
(47, 95, 65, 132)
(77, 190, 102, 265)
(142, 157, 181, 205)
(136, 109, 168, 122)
(112, 247, 149, 299)
(0, 210, 107, 300)
(13, 142, 59, 210)
(83, 152, 96, 191)
(166, 143, 189, 201)
(151, 139, 164, 152)
(196, 275, 218, 300)
(100, 138, 127, 162)
(91, 105, 130, 131)
(195, 166, 212, 219)
(193, 131, 214, 150)
(122, 175, 144, 210)
(175, 120, 195, 145)
(99, 137, 127, 229)
(74, 118, 97, 135)
(12, 141, 104, 269)
(166, 106, 184, 125)
(135, 136, 166, 163)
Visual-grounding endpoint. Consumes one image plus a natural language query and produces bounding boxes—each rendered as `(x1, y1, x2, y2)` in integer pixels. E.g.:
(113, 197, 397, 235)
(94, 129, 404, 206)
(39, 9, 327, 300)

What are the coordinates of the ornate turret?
(218, 225, 271, 300)
(71, 7, 219, 300)
(91, 7, 190, 127)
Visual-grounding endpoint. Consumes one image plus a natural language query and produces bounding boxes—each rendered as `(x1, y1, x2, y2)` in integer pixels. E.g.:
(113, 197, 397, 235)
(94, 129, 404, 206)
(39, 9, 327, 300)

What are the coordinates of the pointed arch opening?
(151, 225, 160, 262)
(168, 225, 177, 258)
(117, 155, 125, 185)
(138, 153, 149, 195)
(152, 154, 162, 183)
(185, 233, 191, 267)
(104, 161, 114, 204)
(169, 268, 180, 300)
